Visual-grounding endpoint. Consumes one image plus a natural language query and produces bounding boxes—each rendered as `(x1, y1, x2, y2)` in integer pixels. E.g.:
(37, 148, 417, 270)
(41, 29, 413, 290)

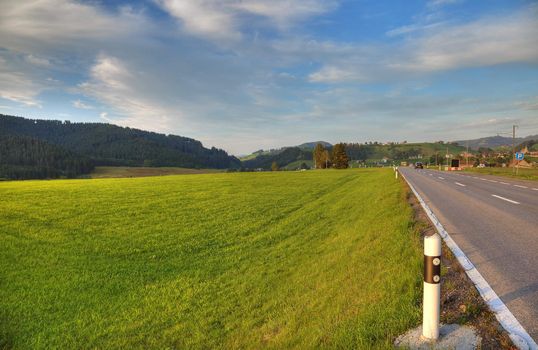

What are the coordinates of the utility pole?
(465, 141, 469, 168)
(446, 146, 449, 170)
(512, 125, 518, 174)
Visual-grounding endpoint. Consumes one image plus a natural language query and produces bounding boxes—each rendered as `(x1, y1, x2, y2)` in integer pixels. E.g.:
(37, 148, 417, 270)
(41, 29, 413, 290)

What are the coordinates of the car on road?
(414, 162, 424, 169)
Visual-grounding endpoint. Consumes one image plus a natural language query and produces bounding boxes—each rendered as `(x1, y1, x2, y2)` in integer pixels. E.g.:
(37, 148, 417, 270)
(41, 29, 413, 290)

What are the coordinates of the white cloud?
(398, 10, 538, 72)
(427, 0, 462, 9)
(309, 66, 366, 83)
(0, 0, 148, 54)
(156, 1, 240, 41)
(155, 0, 337, 41)
(309, 7, 538, 83)
(72, 99, 93, 109)
(79, 55, 174, 132)
(386, 21, 446, 37)
(515, 97, 538, 111)
(0, 58, 43, 107)
(24, 54, 51, 67)
(232, 0, 337, 26)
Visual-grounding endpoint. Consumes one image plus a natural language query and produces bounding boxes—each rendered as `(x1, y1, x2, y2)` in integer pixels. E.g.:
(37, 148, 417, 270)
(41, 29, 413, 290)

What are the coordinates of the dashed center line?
(533, 188, 538, 191)
(491, 194, 520, 205)
(488, 180, 498, 183)
(500, 182, 509, 185)
(438, 177, 445, 180)
(514, 185, 528, 189)
(455, 182, 466, 187)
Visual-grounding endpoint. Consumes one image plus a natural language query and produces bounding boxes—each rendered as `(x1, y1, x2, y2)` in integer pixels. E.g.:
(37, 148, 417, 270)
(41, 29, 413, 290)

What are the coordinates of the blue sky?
(0, 0, 537, 155)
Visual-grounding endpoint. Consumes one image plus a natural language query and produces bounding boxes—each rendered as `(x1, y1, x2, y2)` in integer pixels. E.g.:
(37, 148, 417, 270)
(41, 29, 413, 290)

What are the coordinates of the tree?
(271, 161, 279, 171)
(332, 143, 349, 169)
(321, 150, 331, 169)
(313, 143, 325, 169)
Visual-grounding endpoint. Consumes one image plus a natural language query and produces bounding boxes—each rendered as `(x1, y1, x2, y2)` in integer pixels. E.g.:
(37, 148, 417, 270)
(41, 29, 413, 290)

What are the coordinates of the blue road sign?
(515, 152, 524, 161)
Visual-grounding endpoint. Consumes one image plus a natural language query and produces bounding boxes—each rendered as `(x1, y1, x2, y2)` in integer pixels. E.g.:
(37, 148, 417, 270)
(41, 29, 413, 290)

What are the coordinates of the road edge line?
(399, 169, 537, 350)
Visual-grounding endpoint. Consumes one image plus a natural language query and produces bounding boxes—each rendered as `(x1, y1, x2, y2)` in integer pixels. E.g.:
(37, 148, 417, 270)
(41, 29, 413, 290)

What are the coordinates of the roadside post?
(515, 152, 524, 176)
(423, 233, 441, 340)
(395, 166, 399, 179)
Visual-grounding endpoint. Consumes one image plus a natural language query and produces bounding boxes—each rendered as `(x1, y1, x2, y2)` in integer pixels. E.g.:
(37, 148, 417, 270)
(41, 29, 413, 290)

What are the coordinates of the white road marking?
(513, 185, 527, 189)
(491, 195, 520, 205)
(500, 182, 509, 185)
(438, 177, 445, 180)
(455, 182, 466, 187)
(480, 178, 488, 181)
(473, 177, 479, 179)
(429, 174, 433, 176)
(533, 188, 538, 191)
(488, 180, 498, 183)
(399, 171, 537, 350)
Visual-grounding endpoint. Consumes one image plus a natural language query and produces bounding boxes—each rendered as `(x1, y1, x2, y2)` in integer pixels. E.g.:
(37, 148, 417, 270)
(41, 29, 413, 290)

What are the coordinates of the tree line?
(1, 114, 241, 179)
(0, 135, 94, 179)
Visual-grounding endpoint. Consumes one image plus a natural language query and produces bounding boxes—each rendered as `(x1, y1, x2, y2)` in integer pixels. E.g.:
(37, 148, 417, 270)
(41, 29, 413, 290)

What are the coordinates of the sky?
(0, 0, 537, 155)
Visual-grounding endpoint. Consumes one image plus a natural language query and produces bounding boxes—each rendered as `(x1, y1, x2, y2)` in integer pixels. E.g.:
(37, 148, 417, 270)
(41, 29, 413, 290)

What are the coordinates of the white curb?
(399, 169, 538, 350)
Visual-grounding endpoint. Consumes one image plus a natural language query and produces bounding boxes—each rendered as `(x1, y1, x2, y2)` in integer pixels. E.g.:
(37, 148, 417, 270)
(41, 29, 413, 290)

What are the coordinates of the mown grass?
(463, 166, 538, 181)
(0, 169, 422, 349)
(89, 166, 224, 178)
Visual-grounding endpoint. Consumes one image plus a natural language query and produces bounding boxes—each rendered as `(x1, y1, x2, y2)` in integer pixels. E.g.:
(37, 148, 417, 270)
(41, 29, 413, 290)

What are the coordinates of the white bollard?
(395, 171, 398, 179)
(423, 233, 441, 340)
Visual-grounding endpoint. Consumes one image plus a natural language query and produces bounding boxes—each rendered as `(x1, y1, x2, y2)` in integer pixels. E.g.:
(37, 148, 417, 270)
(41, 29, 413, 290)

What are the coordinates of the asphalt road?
(399, 167, 538, 341)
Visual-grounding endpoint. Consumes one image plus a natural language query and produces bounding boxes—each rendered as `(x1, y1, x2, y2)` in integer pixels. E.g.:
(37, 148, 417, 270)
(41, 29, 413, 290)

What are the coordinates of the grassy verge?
(463, 167, 538, 181)
(1, 169, 422, 349)
(89, 166, 224, 178)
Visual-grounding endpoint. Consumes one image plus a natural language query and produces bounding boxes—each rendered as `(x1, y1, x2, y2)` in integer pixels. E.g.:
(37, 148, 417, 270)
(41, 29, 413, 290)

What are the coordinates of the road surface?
(399, 167, 538, 342)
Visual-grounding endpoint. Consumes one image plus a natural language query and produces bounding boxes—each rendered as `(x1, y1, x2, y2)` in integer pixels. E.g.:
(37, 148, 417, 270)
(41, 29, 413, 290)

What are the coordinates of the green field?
(464, 166, 538, 181)
(0, 169, 422, 349)
(89, 166, 224, 178)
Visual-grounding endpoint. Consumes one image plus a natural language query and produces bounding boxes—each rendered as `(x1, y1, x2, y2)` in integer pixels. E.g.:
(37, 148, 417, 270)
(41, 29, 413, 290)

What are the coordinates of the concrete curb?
(399, 169, 538, 350)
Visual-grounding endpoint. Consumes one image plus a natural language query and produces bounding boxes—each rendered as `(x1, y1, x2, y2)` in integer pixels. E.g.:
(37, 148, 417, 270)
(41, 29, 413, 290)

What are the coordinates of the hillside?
(0, 115, 240, 178)
(297, 141, 332, 149)
(242, 147, 313, 169)
(0, 134, 94, 179)
(455, 134, 538, 150)
(239, 141, 332, 162)
(242, 142, 466, 170)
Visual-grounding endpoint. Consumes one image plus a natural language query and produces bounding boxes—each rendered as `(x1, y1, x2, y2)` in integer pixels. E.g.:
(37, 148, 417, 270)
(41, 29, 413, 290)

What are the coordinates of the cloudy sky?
(1, 0, 537, 155)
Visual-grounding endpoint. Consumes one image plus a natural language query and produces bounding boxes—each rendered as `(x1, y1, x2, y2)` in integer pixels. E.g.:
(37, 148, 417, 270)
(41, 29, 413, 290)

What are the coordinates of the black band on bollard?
(424, 255, 441, 284)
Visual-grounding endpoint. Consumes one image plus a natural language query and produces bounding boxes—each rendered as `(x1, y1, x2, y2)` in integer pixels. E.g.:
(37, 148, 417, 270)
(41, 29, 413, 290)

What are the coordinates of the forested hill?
(0, 135, 94, 179)
(0, 115, 240, 179)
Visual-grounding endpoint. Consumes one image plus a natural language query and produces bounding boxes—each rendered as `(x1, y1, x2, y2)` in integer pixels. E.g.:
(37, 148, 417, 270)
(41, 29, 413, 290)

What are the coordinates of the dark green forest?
(0, 135, 94, 179)
(0, 114, 240, 179)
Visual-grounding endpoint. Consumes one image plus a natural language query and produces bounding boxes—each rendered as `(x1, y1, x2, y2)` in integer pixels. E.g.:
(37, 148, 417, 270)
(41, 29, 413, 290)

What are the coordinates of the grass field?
(463, 166, 538, 181)
(89, 166, 224, 178)
(0, 169, 423, 349)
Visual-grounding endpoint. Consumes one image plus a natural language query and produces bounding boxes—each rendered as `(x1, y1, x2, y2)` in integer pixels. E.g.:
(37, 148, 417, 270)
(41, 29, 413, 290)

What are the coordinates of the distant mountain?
(455, 135, 538, 150)
(239, 141, 331, 162)
(297, 141, 332, 150)
(0, 114, 240, 179)
(242, 147, 312, 169)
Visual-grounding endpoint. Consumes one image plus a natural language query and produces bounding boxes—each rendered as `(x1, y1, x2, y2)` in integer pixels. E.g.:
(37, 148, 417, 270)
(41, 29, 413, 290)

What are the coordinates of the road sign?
(515, 152, 524, 161)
